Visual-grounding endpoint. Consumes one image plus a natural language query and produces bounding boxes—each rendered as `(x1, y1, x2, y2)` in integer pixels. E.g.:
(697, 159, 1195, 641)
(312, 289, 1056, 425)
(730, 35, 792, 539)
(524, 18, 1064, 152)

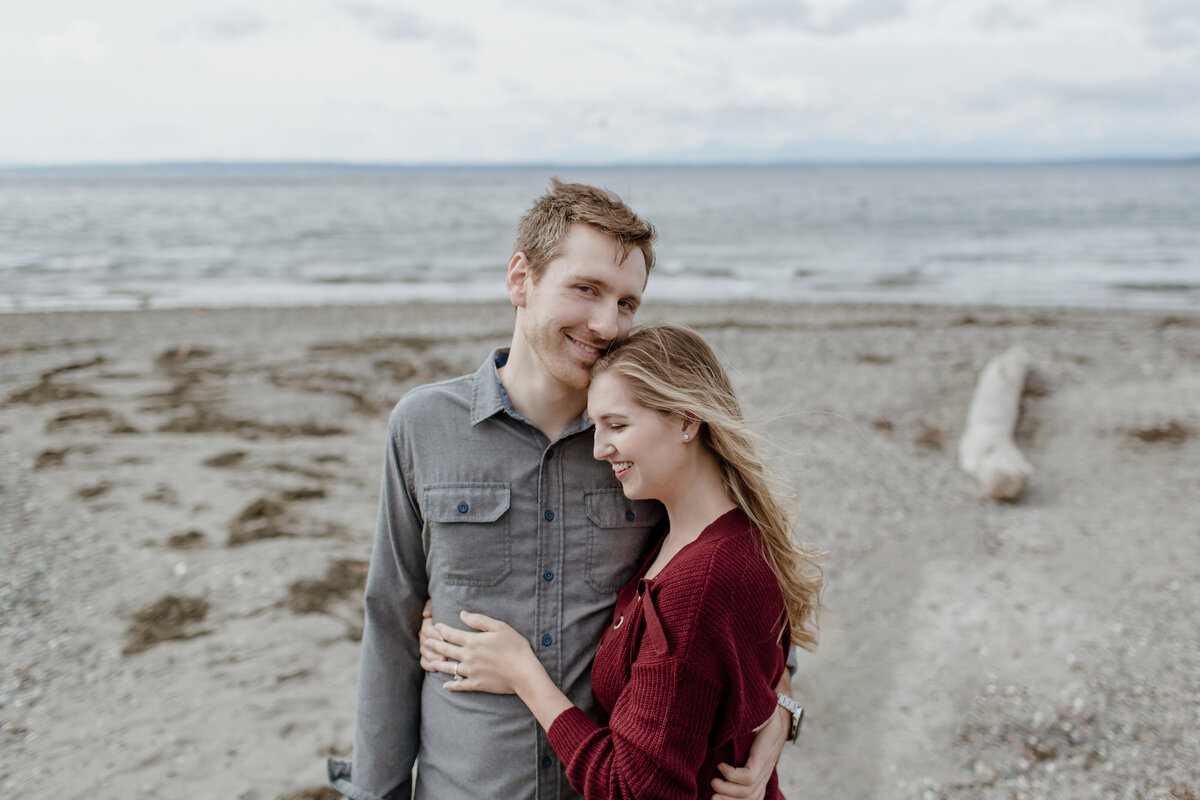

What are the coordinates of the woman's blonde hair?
(593, 324, 823, 650)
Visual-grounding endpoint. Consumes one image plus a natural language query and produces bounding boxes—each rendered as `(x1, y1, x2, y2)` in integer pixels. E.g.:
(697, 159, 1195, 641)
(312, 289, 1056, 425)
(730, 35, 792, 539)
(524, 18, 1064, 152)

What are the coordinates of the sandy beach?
(1, 300, 1198, 800)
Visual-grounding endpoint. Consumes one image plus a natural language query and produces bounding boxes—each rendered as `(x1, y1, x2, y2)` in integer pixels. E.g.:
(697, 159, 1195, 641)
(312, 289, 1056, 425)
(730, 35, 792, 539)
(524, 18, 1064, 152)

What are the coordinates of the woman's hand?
(430, 610, 574, 731)
(429, 610, 538, 695)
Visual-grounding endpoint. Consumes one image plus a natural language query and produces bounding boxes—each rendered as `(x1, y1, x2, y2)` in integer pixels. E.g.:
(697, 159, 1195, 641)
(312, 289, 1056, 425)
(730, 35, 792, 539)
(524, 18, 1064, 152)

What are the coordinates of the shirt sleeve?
(547, 656, 724, 800)
(329, 407, 429, 800)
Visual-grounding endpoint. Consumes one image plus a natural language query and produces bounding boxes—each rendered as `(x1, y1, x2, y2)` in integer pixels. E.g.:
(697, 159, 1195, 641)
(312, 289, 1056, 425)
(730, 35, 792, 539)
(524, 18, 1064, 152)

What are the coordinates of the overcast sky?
(3, 0, 1199, 165)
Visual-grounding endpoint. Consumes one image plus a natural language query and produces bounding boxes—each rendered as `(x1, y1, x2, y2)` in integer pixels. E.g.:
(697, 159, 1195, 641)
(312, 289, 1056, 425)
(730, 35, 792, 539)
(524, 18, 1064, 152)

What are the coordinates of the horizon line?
(2, 154, 1199, 173)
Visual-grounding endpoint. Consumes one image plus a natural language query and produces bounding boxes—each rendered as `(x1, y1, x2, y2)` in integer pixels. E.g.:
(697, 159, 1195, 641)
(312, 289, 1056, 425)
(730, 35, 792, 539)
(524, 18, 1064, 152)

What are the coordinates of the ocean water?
(1, 163, 1198, 313)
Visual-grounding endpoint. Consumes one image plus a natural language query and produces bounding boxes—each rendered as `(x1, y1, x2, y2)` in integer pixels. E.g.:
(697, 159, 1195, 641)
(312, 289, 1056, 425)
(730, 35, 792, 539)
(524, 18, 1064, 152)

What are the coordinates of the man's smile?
(566, 333, 605, 358)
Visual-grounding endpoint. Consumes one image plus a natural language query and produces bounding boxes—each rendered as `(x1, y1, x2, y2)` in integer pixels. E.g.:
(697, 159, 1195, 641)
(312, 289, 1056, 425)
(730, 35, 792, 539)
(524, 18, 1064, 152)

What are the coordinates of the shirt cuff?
(327, 758, 388, 800)
(786, 645, 799, 675)
(546, 705, 600, 763)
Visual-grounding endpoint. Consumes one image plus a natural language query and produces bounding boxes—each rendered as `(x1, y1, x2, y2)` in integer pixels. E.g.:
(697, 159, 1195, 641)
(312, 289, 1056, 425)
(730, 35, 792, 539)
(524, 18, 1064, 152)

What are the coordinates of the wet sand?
(1, 301, 1198, 799)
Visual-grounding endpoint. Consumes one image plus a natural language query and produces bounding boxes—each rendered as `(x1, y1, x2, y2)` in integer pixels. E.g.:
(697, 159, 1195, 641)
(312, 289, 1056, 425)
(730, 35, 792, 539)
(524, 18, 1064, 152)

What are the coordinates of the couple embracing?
(329, 180, 822, 800)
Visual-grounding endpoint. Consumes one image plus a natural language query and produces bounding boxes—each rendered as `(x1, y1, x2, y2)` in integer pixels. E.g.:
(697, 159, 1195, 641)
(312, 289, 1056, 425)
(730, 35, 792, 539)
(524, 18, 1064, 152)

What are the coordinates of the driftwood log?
(958, 346, 1033, 500)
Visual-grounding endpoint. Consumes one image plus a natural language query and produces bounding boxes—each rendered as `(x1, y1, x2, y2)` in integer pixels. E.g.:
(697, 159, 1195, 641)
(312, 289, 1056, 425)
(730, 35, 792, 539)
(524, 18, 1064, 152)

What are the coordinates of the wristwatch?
(776, 693, 804, 743)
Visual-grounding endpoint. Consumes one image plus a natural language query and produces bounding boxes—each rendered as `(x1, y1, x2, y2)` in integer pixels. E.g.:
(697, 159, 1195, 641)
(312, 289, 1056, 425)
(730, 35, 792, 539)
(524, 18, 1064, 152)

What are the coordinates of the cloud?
(975, 4, 1037, 32)
(6, 0, 1199, 164)
(676, 0, 909, 36)
(34, 20, 106, 63)
(1140, 0, 1200, 49)
(334, 1, 475, 46)
(794, 0, 908, 36)
(161, 9, 269, 43)
(518, 0, 907, 37)
(335, 0, 426, 40)
(1037, 74, 1200, 113)
(197, 9, 269, 40)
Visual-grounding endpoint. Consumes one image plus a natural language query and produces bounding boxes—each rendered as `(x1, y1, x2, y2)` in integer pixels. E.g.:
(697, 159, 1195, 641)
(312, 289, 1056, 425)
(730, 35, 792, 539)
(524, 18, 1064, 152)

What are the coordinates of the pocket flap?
(584, 490, 662, 529)
(424, 483, 511, 523)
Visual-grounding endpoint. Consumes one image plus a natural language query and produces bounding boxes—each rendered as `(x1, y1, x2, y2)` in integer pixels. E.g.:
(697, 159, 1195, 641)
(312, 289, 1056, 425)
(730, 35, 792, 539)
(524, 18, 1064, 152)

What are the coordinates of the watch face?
(787, 705, 804, 742)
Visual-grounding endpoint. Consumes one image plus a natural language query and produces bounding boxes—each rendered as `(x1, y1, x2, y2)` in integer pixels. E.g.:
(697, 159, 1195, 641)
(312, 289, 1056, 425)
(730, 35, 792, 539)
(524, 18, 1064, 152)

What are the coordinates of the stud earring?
(682, 433, 690, 441)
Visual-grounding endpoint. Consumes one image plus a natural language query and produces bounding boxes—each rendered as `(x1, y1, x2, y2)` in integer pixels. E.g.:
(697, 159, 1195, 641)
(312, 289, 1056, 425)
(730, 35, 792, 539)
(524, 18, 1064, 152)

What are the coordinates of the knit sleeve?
(545, 536, 786, 800)
(706, 561, 788, 744)
(546, 656, 724, 800)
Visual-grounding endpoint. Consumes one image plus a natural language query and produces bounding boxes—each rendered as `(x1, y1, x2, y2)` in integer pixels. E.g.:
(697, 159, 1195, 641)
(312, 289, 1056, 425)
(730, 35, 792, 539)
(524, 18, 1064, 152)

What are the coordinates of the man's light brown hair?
(514, 178, 657, 282)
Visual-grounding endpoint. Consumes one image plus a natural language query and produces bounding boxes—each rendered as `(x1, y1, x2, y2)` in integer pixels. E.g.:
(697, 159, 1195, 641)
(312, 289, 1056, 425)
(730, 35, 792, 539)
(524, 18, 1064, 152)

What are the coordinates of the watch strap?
(776, 692, 804, 743)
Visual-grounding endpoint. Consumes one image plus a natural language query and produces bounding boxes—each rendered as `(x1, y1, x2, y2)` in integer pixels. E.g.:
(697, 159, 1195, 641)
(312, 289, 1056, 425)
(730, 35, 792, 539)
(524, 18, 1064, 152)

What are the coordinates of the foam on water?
(1, 164, 1197, 312)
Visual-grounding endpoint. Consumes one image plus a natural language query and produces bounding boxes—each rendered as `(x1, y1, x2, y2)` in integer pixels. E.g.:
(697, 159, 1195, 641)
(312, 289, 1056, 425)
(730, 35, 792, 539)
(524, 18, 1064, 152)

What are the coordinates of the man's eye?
(578, 285, 596, 295)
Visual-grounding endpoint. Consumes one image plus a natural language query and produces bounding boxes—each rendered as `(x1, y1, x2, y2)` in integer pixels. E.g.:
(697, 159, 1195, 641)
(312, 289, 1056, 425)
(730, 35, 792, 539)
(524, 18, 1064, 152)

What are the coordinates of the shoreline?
(2, 300, 1198, 798)
(2, 298, 1196, 346)
(3, 292, 1199, 321)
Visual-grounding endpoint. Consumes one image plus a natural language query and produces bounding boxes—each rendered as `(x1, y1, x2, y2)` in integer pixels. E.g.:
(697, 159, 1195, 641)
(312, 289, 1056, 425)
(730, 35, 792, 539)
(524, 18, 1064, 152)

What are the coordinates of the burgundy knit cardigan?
(546, 508, 789, 800)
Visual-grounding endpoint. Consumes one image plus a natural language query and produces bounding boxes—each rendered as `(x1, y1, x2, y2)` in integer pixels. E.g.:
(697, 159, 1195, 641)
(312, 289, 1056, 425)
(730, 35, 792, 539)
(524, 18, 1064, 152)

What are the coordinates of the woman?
(428, 324, 823, 800)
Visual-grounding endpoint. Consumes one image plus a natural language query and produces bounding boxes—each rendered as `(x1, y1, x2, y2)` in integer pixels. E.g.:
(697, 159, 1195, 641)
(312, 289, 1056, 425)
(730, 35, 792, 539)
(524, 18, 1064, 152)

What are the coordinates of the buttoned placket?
(493, 356, 589, 799)
(536, 436, 565, 799)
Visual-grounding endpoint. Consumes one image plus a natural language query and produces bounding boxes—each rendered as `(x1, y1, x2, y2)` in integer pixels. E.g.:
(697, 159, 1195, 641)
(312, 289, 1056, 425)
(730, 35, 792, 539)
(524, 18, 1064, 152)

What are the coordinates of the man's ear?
(506, 252, 532, 309)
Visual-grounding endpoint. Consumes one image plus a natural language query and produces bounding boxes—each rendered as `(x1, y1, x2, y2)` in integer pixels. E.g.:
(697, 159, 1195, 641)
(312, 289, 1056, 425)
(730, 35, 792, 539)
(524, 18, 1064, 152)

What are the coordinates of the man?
(329, 179, 790, 800)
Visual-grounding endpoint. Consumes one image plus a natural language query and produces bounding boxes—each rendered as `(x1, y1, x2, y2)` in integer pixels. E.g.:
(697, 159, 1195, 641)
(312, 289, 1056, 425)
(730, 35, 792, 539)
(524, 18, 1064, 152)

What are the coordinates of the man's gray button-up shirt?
(330, 350, 663, 800)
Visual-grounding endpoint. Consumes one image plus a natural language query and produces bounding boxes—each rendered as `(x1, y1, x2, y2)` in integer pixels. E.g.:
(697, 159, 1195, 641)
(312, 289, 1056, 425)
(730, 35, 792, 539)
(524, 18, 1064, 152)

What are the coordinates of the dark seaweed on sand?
(123, 595, 210, 655)
(287, 560, 369, 615)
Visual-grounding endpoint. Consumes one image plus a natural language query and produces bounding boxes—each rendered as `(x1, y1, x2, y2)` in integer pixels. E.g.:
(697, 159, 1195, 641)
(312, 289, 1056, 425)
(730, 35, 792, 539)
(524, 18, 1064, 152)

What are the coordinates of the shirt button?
(544, 509, 554, 521)
(625, 510, 635, 521)
(544, 450, 554, 459)
(458, 502, 469, 513)
(543, 571, 554, 582)
(541, 634, 553, 646)
(541, 757, 553, 768)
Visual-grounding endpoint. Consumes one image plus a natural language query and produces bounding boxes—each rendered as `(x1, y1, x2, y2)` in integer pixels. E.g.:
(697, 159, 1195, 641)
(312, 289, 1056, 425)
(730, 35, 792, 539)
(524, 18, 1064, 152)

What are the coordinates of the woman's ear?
(680, 416, 702, 442)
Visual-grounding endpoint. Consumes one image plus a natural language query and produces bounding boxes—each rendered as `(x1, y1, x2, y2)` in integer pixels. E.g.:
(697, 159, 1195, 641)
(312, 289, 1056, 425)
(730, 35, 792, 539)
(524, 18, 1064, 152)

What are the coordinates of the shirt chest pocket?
(584, 489, 663, 595)
(424, 483, 512, 587)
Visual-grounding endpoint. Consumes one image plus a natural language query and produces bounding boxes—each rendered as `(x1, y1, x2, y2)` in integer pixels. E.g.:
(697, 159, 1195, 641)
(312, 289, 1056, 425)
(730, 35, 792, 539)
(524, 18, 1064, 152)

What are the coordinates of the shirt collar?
(469, 348, 511, 427)
(469, 347, 594, 436)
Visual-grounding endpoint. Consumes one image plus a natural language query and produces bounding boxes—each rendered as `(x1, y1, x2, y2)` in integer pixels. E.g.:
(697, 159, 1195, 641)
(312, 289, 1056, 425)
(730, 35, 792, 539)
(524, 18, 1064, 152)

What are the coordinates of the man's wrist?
(776, 692, 804, 743)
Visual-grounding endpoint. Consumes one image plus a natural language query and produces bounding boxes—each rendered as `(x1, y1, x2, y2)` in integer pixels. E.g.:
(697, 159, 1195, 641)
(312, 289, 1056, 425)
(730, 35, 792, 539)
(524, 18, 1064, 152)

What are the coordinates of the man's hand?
(713, 667, 793, 800)
(418, 599, 443, 671)
(711, 703, 788, 800)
